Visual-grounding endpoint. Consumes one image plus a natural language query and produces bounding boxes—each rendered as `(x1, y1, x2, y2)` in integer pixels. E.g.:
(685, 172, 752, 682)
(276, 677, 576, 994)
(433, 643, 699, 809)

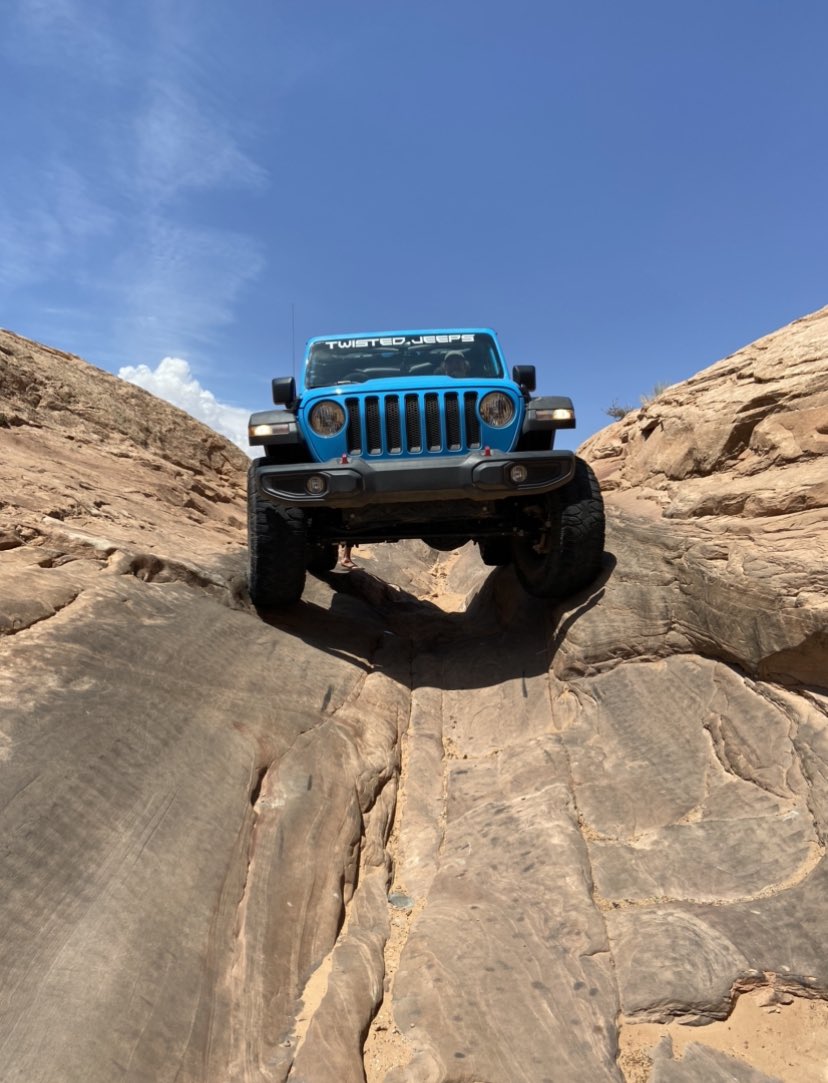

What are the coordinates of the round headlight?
(309, 400, 346, 436)
(479, 392, 515, 428)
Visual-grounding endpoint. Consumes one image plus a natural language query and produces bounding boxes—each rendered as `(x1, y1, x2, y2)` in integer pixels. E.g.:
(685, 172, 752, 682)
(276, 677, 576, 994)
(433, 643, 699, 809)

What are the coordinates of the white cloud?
(9, 0, 126, 81)
(3, 2, 270, 369)
(135, 79, 267, 205)
(119, 356, 251, 455)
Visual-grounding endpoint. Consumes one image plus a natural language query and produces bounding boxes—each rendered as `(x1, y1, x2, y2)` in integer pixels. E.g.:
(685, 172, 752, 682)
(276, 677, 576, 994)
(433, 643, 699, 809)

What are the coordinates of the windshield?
(305, 332, 504, 388)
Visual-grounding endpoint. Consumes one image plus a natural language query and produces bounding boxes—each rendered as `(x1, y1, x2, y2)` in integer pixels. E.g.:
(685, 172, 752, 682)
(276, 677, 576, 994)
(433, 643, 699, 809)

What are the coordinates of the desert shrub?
(604, 399, 635, 420)
(640, 381, 669, 407)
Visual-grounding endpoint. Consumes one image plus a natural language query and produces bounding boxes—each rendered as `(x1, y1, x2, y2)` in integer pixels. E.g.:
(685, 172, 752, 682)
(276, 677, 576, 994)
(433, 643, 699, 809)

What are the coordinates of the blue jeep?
(247, 329, 604, 606)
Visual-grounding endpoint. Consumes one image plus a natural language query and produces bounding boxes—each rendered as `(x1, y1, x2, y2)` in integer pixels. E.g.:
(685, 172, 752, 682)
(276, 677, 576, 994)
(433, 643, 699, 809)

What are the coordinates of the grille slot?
(405, 395, 421, 452)
(464, 392, 481, 447)
(445, 392, 461, 450)
(365, 397, 382, 454)
(425, 394, 441, 451)
(386, 395, 402, 453)
(346, 398, 361, 453)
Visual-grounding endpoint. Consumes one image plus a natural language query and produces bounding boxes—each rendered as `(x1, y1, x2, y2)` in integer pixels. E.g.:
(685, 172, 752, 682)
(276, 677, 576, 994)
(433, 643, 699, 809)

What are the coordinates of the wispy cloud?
(9, 0, 126, 81)
(110, 220, 265, 358)
(3, 0, 270, 364)
(118, 356, 251, 454)
(0, 162, 116, 289)
(134, 79, 267, 206)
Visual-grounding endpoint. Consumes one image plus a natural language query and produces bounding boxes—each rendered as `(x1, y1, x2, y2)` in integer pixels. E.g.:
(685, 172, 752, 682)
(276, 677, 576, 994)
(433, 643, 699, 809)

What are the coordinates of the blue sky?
(2, 0, 827, 451)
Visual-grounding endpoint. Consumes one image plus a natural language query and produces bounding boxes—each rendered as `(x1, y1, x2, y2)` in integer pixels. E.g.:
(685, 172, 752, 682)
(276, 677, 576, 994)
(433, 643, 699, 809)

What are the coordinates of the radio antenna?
(291, 302, 296, 379)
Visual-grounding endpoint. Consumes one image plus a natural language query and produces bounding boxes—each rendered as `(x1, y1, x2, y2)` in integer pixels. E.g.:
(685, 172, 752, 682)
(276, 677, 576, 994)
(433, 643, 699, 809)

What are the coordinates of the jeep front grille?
(345, 391, 481, 457)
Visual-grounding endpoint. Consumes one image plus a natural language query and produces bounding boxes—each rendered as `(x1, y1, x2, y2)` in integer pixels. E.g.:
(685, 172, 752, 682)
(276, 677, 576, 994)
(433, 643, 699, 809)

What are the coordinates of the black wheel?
(307, 542, 338, 573)
(511, 457, 604, 600)
(247, 466, 307, 607)
(478, 538, 512, 567)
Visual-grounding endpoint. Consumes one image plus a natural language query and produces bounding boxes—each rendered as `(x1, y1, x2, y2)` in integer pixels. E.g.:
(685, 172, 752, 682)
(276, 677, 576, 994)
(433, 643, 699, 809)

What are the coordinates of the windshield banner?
(318, 334, 478, 350)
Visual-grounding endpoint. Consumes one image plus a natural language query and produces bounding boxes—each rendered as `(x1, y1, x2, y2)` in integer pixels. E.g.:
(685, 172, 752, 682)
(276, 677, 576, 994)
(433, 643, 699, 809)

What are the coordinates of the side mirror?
(272, 376, 296, 405)
(512, 365, 536, 392)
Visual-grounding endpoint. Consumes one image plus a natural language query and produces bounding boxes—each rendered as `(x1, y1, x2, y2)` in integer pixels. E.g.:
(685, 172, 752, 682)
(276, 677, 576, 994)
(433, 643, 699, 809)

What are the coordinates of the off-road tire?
(511, 457, 604, 600)
(247, 467, 307, 607)
(307, 542, 338, 573)
(478, 538, 513, 567)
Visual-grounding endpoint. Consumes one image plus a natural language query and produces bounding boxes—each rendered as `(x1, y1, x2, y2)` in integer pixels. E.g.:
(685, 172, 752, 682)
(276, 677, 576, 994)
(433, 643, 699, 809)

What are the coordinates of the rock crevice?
(0, 310, 826, 1082)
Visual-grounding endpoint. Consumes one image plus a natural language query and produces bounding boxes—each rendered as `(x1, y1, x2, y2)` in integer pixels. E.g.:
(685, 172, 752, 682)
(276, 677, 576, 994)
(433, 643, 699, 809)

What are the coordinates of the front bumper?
(254, 449, 576, 509)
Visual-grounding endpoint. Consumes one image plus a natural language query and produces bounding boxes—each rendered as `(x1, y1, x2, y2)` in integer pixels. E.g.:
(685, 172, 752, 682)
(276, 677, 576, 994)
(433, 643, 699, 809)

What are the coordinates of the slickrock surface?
(0, 311, 826, 1083)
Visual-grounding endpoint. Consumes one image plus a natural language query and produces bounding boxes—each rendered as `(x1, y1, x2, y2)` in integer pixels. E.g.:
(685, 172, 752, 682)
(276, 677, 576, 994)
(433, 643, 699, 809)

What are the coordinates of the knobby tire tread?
(512, 457, 605, 600)
(247, 465, 307, 606)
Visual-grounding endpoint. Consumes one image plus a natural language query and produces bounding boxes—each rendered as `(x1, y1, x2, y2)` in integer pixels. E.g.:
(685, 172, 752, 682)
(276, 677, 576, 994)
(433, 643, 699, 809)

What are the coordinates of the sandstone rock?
(386, 738, 620, 1083)
(650, 1039, 783, 1082)
(0, 308, 826, 1083)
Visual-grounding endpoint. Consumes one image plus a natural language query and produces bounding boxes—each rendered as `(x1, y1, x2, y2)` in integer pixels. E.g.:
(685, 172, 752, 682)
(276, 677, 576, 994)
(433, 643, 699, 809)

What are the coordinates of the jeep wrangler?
(247, 328, 604, 606)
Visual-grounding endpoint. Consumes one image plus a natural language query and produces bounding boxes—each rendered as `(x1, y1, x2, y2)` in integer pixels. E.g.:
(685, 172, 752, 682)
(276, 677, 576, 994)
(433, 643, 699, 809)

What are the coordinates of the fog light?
(306, 475, 327, 495)
(509, 464, 528, 484)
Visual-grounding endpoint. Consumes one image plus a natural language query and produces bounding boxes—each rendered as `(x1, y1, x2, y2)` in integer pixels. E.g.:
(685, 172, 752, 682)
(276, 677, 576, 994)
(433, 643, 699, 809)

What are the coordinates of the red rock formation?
(0, 311, 826, 1083)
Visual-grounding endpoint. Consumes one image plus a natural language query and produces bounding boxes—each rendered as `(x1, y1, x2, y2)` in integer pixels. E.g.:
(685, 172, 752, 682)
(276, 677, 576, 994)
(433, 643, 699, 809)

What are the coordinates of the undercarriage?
(303, 496, 552, 548)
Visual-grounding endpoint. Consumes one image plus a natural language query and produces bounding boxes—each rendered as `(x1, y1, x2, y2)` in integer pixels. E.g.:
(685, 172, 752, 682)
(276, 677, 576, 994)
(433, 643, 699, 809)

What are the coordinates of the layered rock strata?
(0, 311, 826, 1083)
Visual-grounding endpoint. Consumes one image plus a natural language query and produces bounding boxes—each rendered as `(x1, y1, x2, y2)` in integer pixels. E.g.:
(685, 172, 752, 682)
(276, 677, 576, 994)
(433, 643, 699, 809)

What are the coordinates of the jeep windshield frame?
(304, 331, 504, 389)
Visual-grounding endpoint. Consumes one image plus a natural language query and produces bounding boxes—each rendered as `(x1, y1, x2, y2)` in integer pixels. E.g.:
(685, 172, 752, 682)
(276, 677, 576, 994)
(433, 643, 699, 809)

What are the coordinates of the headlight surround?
(249, 421, 295, 438)
(531, 407, 575, 423)
(309, 400, 346, 436)
(479, 392, 515, 428)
